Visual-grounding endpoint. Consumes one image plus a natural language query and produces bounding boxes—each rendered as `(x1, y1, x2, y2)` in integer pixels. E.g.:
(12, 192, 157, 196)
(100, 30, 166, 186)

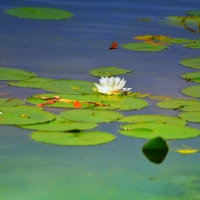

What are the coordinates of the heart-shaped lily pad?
(60, 109, 123, 123)
(181, 72, 200, 83)
(89, 66, 132, 77)
(119, 123, 200, 139)
(0, 105, 55, 125)
(178, 111, 200, 122)
(18, 115, 98, 131)
(30, 131, 115, 146)
(7, 77, 53, 88)
(5, 7, 73, 20)
(179, 57, 200, 70)
(118, 115, 186, 126)
(41, 79, 95, 94)
(182, 85, 200, 98)
(0, 67, 36, 80)
(0, 98, 25, 107)
(157, 99, 200, 111)
(122, 42, 168, 52)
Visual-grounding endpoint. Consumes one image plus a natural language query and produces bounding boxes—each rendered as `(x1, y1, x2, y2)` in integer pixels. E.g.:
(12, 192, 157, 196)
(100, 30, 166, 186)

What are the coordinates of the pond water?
(0, 0, 200, 199)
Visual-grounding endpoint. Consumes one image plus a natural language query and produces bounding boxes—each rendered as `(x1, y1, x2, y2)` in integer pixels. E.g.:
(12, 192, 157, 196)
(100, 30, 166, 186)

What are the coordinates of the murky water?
(0, 0, 200, 199)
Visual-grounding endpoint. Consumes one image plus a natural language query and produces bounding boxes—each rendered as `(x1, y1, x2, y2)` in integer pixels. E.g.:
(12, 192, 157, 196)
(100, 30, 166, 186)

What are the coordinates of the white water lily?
(94, 76, 132, 95)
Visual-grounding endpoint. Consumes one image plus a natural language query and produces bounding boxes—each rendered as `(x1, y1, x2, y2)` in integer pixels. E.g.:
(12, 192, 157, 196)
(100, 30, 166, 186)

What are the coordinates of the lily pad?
(186, 10, 200, 17)
(157, 99, 200, 111)
(18, 115, 98, 131)
(179, 57, 200, 70)
(122, 42, 168, 52)
(183, 40, 200, 49)
(41, 79, 95, 94)
(119, 123, 200, 139)
(0, 98, 25, 107)
(30, 131, 115, 146)
(181, 72, 200, 83)
(0, 67, 36, 80)
(0, 105, 55, 125)
(182, 85, 200, 98)
(60, 109, 123, 123)
(118, 115, 186, 126)
(7, 77, 53, 88)
(148, 95, 173, 100)
(89, 66, 132, 77)
(136, 17, 152, 22)
(5, 7, 73, 20)
(178, 111, 200, 123)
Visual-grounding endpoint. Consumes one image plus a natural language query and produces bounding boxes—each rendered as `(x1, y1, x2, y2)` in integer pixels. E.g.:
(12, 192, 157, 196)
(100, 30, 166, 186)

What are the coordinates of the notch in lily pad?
(142, 137, 169, 164)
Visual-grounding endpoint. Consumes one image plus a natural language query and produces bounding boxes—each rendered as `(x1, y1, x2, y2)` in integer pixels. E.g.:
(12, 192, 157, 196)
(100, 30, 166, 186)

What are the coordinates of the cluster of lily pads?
(1, 6, 200, 163)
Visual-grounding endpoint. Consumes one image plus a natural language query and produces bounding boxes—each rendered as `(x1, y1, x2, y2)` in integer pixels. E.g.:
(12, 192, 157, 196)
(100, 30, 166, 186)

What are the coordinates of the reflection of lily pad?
(41, 79, 95, 94)
(178, 111, 200, 123)
(60, 109, 123, 123)
(7, 77, 53, 88)
(157, 99, 200, 111)
(89, 66, 132, 77)
(122, 42, 168, 52)
(0, 106, 55, 125)
(0, 98, 25, 107)
(179, 57, 200, 70)
(30, 131, 115, 146)
(0, 67, 36, 80)
(181, 72, 200, 83)
(182, 85, 200, 98)
(5, 7, 73, 20)
(119, 123, 200, 139)
(18, 115, 97, 131)
(118, 114, 186, 126)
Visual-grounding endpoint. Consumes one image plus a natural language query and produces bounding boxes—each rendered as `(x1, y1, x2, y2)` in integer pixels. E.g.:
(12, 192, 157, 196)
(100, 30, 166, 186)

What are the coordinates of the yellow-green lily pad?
(0, 67, 36, 80)
(182, 85, 200, 98)
(0, 98, 25, 107)
(30, 131, 115, 146)
(183, 40, 200, 49)
(179, 57, 200, 70)
(181, 72, 200, 83)
(119, 123, 200, 139)
(5, 7, 73, 20)
(118, 114, 186, 126)
(178, 111, 200, 122)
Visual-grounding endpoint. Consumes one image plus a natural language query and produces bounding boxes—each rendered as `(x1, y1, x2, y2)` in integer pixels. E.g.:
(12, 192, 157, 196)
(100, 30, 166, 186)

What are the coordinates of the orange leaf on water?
(73, 101, 81, 108)
(109, 41, 118, 50)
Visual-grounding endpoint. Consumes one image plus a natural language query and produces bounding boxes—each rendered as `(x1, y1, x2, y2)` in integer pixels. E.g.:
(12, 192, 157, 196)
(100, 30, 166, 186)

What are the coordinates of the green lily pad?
(186, 10, 200, 17)
(178, 111, 200, 123)
(179, 57, 200, 70)
(143, 137, 168, 150)
(119, 123, 200, 139)
(7, 77, 53, 88)
(60, 109, 123, 123)
(0, 105, 55, 125)
(41, 79, 95, 94)
(18, 115, 97, 131)
(89, 66, 132, 77)
(182, 85, 200, 98)
(5, 7, 73, 20)
(122, 42, 168, 52)
(148, 95, 173, 100)
(0, 67, 36, 80)
(162, 37, 193, 44)
(0, 98, 25, 107)
(30, 131, 115, 146)
(181, 72, 200, 83)
(183, 40, 200, 49)
(157, 99, 200, 111)
(118, 115, 186, 126)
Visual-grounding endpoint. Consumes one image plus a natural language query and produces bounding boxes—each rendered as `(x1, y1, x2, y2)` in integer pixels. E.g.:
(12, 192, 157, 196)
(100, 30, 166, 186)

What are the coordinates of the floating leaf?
(179, 57, 200, 70)
(136, 17, 152, 22)
(186, 10, 200, 17)
(18, 115, 97, 131)
(122, 42, 168, 52)
(178, 111, 200, 122)
(60, 109, 123, 123)
(119, 123, 200, 139)
(148, 95, 173, 100)
(0, 67, 36, 80)
(0, 105, 55, 125)
(118, 114, 186, 126)
(181, 72, 200, 83)
(182, 85, 200, 98)
(7, 77, 53, 88)
(174, 144, 199, 155)
(109, 41, 118, 50)
(30, 131, 115, 146)
(0, 98, 25, 107)
(5, 7, 73, 20)
(157, 99, 200, 111)
(41, 79, 95, 94)
(89, 66, 132, 77)
(183, 40, 200, 49)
